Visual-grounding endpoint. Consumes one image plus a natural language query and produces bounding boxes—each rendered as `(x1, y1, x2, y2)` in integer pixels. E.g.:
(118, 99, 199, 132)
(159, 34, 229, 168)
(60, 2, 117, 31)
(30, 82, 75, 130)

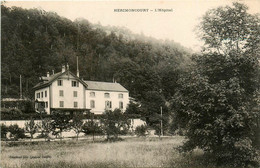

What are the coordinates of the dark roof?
(33, 70, 88, 90)
(84, 80, 128, 92)
(33, 72, 62, 89)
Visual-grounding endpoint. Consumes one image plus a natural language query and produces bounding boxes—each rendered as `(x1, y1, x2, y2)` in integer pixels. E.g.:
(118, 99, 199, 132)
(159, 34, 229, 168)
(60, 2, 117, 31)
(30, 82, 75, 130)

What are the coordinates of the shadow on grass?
(19, 161, 128, 168)
(170, 149, 239, 168)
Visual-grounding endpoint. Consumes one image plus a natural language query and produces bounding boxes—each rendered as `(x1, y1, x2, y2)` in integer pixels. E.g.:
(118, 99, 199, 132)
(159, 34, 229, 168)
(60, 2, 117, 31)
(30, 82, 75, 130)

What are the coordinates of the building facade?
(33, 65, 129, 115)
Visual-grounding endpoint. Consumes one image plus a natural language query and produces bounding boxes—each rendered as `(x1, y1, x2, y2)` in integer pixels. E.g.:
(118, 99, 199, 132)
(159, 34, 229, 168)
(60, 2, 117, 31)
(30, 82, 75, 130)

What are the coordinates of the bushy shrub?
(135, 125, 147, 136)
(101, 109, 130, 140)
(8, 124, 26, 140)
(51, 112, 71, 140)
(82, 120, 103, 135)
(1, 124, 9, 139)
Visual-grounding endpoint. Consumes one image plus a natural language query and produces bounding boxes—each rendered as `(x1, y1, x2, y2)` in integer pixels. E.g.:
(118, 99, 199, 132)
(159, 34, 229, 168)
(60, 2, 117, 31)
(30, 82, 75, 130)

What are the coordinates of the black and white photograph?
(1, 0, 260, 167)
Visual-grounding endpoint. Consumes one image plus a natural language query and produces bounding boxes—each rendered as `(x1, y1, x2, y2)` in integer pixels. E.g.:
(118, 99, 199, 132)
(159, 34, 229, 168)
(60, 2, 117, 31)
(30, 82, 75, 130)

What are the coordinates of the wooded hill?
(1, 4, 191, 101)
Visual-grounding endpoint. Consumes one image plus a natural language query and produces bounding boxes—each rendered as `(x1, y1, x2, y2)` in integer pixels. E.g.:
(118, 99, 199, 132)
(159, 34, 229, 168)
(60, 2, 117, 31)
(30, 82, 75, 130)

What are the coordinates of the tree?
(25, 118, 38, 140)
(141, 91, 168, 136)
(38, 117, 52, 141)
(125, 101, 142, 116)
(198, 2, 260, 55)
(70, 113, 84, 141)
(82, 118, 102, 142)
(100, 109, 130, 141)
(172, 2, 260, 167)
(51, 112, 71, 141)
(172, 54, 260, 166)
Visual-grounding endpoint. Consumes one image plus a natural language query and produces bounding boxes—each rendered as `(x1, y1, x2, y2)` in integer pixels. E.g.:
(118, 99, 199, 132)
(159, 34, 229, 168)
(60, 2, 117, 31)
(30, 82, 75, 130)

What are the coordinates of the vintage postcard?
(1, 0, 260, 167)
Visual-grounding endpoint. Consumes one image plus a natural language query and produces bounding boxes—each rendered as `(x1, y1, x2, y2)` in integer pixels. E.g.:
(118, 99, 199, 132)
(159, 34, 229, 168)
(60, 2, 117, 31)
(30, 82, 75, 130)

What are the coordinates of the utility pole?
(161, 106, 163, 136)
(77, 56, 79, 77)
(20, 75, 22, 99)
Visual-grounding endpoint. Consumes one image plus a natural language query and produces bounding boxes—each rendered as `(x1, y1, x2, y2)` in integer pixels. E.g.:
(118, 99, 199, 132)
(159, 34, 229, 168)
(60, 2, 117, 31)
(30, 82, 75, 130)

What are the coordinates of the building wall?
(35, 86, 50, 114)
(1, 118, 146, 133)
(85, 90, 129, 115)
(51, 73, 85, 110)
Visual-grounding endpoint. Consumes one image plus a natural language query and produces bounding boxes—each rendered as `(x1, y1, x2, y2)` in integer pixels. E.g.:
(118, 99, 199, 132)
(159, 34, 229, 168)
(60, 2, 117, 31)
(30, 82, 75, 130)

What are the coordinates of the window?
(59, 101, 64, 107)
(90, 92, 95, 97)
(58, 80, 63, 86)
(90, 100, 95, 108)
(73, 91, 77, 97)
(118, 93, 123, 99)
(104, 93, 110, 98)
(36, 93, 40, 98)
(119, 101, 123, 109)
(45, 102, 48, 108)
(72, 81, 79, 87)
(74, 102, 78, 108)
(105, 101, 112, 109)
(45, 91, 47, 97)
(41, 92, 43, 98)
(59, 90, 64, 97)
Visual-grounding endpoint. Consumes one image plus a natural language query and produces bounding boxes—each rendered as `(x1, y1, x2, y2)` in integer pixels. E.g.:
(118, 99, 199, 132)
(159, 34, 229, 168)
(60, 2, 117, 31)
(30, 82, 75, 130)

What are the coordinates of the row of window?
(58, 100, 124, 109)
(37, 90, 124, 99)
(104, 101, 123, 109)
(36, 91, 47, 98)
(59, 90, 78, 97)
(90, 92, 124, 99)
(57, 80, 79, 87)
(59, 101, 78, 108)
(58, 90, 124, 99)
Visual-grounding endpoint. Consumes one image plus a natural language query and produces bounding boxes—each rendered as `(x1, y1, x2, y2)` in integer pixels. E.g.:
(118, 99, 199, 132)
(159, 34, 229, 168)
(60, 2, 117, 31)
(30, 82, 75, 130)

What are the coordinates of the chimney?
(52, 70, 54, 75)
(47, 72, 49, 77)
(62, 65, 66, 72)
(76, 56, 79, 77)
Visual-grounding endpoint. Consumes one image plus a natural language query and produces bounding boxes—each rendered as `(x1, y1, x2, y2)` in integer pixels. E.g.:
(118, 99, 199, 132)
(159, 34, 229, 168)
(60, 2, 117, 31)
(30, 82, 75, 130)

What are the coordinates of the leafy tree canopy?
(198, 2, 260, 55)
(172, 2, 260, 167)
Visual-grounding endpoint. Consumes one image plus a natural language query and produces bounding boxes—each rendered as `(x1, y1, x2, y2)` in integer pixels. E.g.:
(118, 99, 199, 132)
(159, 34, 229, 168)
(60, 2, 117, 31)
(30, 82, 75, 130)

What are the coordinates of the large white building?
(33, 65, 129, 115)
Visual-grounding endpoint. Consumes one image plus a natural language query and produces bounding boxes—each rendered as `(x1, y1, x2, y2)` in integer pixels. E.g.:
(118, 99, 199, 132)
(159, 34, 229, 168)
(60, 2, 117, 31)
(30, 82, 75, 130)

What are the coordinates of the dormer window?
(104, 93, 110, 98)
(72, 81, 79, 87)
(58, 80, 63, 86)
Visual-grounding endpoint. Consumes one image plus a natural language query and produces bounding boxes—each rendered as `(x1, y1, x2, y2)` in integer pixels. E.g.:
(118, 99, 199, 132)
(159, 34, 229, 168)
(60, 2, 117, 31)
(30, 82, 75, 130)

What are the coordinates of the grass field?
(1, 136, 229, 168)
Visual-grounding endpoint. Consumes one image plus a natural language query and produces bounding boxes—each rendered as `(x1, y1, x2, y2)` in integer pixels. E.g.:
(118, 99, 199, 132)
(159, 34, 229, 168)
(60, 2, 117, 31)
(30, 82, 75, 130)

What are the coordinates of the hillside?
(1, 5, 191, 101)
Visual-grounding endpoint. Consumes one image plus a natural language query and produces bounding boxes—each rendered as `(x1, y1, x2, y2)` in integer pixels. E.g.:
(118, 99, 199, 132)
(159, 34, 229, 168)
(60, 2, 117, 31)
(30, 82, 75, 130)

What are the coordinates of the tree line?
(1, 109, 146, 142)
(1, 4, 190, 103)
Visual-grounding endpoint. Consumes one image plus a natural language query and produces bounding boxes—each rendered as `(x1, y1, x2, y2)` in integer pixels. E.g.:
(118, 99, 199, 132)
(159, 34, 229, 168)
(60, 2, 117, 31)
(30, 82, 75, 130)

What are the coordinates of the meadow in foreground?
(1, 136, 230, 168)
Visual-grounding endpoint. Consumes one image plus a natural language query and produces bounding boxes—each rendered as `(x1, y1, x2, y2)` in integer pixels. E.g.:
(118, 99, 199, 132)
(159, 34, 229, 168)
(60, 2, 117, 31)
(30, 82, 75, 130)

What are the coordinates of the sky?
(4, 0, 260, 51)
